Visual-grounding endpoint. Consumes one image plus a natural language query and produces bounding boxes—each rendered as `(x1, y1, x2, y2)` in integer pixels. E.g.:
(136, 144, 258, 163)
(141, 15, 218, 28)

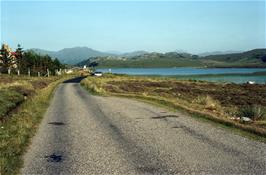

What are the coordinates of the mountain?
(30, 47, 115, 65)
(54, 47, 115, 64)
(30, 48, 57, 56)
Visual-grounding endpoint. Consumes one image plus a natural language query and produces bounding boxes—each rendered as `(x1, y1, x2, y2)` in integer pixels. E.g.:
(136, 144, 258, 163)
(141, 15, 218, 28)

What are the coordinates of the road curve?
(21, 77, 266, 175)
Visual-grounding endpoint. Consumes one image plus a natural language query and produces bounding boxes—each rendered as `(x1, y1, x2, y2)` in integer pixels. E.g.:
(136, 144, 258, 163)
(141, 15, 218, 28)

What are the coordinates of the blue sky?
(0, 1, 265, 53)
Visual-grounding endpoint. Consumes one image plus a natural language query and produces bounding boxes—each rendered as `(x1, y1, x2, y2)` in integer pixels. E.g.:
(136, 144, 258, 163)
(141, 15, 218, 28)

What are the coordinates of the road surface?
(21, 77, 266, 174)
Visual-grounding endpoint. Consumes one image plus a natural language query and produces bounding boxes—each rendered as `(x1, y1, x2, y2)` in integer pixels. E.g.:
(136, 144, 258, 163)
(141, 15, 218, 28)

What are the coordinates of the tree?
(88, 61, 98, 71)
(1, 43, 64, 75)
(0, 44, 16, 73)
(89, 61, 99, 68)
(261, 55, 266, 63)
(21, 51, 64, 75)
(15, 44, 24, 70)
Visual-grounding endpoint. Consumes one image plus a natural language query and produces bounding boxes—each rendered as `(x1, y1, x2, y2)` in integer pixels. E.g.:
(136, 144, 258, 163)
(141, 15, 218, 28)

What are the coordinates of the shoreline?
(96, 66, 266, 69)
(100, 71, 266, 84)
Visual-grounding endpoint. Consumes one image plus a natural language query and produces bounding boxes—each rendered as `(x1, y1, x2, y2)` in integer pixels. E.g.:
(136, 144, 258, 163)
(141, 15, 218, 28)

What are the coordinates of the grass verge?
(0, 76, 74, 175)
(0, 90, 24, 121)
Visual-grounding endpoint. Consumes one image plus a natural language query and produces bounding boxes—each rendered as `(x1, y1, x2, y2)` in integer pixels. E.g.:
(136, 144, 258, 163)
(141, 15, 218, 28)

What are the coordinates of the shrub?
(194, 95, 221, 111)
(81, 78, 105, 95)
(238, 105, 265, 121)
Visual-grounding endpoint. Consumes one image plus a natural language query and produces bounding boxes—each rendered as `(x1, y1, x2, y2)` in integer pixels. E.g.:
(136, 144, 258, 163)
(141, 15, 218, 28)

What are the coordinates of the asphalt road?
(21, 77, 266, 175)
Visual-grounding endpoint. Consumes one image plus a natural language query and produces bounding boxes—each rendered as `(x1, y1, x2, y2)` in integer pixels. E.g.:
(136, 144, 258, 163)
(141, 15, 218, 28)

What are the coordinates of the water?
(176, 76, 266, 84)
(98, 68, 266, 75)
(97, 68, 266, 84)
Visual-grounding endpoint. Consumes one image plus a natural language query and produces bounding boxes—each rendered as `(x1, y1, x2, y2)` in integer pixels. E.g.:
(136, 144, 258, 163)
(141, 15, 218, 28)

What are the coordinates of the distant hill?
(30, 47, 266, 67)
(198, 50, 242, 57)
(29, 47, 150, 65)
(77, 51, 203, 68)
(78, 49, 266, 68)
(201, 49, 266, 67)
(121, 50, 149, 57)
(30, 47, 115, 65)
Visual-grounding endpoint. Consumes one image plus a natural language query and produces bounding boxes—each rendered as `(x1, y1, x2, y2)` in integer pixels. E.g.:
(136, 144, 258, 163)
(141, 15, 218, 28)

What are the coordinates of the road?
(21, 77, 266, 175)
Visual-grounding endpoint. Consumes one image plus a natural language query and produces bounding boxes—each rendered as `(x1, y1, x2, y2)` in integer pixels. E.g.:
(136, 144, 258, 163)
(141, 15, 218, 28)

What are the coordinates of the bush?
(81, 78, 105, 95)
(238, 105, 265, 121)
(194, 95, 221, 111)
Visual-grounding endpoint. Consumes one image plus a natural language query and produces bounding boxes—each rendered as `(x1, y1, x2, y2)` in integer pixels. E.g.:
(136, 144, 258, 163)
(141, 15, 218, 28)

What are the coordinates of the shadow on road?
(48, 122, 65, 126)
(45, 153, 63, 162)
(63, 76, 87, 83)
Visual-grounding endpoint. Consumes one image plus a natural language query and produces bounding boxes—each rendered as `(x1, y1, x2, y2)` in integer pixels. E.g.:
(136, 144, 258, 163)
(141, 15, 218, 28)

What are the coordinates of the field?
(81, 74, 266, 138)
(0, 74, 75, 175)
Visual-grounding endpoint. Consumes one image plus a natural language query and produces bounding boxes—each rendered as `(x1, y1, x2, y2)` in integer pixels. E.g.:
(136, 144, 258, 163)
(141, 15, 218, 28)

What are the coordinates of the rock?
(241, 117, 252, 122)
(246, 81, 255, 85)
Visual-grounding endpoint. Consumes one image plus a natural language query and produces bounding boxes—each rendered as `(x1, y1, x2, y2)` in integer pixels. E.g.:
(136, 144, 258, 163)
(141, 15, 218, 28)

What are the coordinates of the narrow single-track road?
(21, 77, 266, 174)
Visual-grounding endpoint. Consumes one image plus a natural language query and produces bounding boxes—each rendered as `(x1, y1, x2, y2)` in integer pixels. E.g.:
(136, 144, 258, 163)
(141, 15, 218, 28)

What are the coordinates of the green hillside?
(202, 49, 266, 67)
(78, 49, 266, 68)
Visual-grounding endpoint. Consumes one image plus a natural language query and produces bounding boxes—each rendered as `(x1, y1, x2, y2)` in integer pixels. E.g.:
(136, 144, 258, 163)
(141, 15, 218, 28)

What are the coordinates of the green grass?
(0, 75, 75, 175)
(0, 90, 24, 120)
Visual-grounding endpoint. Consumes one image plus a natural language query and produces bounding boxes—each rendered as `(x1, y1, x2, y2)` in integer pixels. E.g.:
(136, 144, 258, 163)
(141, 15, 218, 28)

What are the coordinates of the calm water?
(97, 68, 266, 84)
(175, 76, 266, 84)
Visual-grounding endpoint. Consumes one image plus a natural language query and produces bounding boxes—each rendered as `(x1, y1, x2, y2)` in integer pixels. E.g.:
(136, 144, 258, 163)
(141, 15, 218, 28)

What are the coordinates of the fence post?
(17, 69, 20, 76)
(28, 68, 31, 77)
(38, 72, 40, 77)
(8, 68, 11, 75)
(47, 69, 49, 77)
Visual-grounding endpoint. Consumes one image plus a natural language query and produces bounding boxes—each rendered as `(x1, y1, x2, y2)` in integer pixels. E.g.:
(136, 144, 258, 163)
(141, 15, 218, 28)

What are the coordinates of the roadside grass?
(0, 75, 60, 122)
(0, 75, 75, 175)
(0, 90, 24, 121)
(81, 74, 266, 141)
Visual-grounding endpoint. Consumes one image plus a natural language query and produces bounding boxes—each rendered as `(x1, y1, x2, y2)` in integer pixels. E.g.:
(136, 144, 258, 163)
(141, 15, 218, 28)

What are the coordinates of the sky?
(0, 0, 265, 54)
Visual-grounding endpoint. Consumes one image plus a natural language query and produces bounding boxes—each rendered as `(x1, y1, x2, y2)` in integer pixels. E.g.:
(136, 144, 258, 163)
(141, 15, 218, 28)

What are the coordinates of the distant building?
(65, 69, 73, 74)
